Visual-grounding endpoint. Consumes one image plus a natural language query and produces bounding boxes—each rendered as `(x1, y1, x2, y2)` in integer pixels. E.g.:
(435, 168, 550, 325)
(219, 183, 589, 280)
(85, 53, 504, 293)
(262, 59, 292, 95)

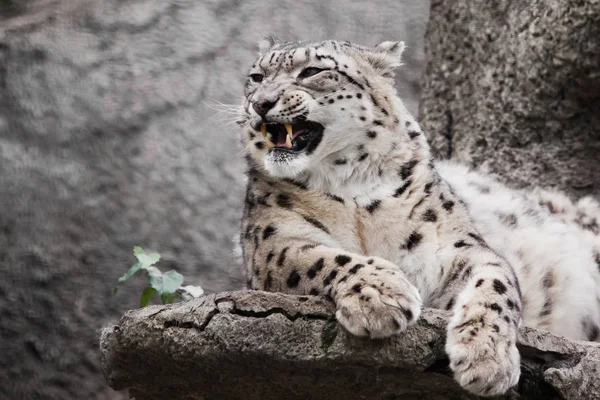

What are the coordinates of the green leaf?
(160, 293, 169, 304)
(167, 293, 181, 303)
(118, 263, 142, 283)
(136, 252, 161, 269)
(146, 266, 164, 292)
(140, 286, 157, 307)
(161, 270, 183, 294)
(133, 246, 145, 256)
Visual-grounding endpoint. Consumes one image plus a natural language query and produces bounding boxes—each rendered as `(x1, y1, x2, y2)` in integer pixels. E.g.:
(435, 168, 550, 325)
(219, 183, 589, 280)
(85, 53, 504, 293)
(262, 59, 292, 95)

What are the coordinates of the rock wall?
(0, 1, 429, 398)
(419, 0, 600, 199)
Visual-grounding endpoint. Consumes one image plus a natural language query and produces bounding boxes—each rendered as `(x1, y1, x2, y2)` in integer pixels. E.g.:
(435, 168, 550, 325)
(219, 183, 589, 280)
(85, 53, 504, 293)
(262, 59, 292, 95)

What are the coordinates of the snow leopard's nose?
(252, 98, 278, 117)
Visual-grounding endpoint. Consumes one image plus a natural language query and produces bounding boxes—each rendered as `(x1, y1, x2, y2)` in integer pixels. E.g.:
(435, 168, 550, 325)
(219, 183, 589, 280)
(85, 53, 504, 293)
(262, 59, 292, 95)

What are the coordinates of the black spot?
(442, 201, 455, 212)
(265, 271, 273, 290)
(283, 178, 309, 190)
(307, 258, 325, 279)
(349, 264, 364, 274)
(504, 316, 510, 323)
(582, 318, 600, 341)
(262, 225, 276, 240)
(488, 303, 503, 314)
(287, 269, 301, 288)
(391, 318, 400, 329)
(462, 266, 473, 280)
(359, 116, 366, 121)
(399, 160, 418, 180)
(309, 288, 319, 295)
(498, 212, 518, 227)
(373, 120, 384, 126)
(408, 130, 420, 139)
(266, 251, 274, 263)
(327, 193, 345, 203)
(352, 284, 362, 293)
(475, 279, 484, 288)
(256, 193, 271, 207)
(300, 243, 318, 251)
(542, 271, 555, 288)
(595, 252, 600, 272)
(404, 231, 423, 250)
(445, 297, 455, 310)
(393, 180, 412, 198)
(403, 308, 413, 321)
(454, 240, 471, 248)
(346, 94, 353, 99)
(540, 298, 553, 317)
(323, 270, 338, 286)
(422, 209, 437, 222)
(338, 275, 348, 283)
(333, 159, 348, 165)
(367, 259, 374, 264)
(337, 95, 344, 100)
(492, 324, 500, 332)
(358, 153, 369, 162)
(467, 232, 487, 247)
(506, 299, 515, 310)
(492, 279, 507, 294)
(328, 99, 334, 104)
(277, 247, 289, 266)
(424, 181, 434, 194)
(255, 142, 265, 150)
(356, 93, 362, 99)
(335, 255, 352, 266)
(365, 199, 381, 213)
(366, 131, 377, 139)
(448, 259, 467, 282)
(276, 193, 293, 208)
(303, 216, 330, 234)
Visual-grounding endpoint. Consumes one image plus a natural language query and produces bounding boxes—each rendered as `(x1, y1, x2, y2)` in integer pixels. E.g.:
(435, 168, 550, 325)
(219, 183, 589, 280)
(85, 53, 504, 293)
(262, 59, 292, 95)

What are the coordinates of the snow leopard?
(236, 38, 600, 397)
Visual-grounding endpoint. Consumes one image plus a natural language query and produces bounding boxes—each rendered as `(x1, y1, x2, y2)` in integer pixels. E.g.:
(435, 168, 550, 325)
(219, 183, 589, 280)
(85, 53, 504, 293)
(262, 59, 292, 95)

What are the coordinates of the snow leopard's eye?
(298, 67, 328, 79)
(249, 74, 264, 83)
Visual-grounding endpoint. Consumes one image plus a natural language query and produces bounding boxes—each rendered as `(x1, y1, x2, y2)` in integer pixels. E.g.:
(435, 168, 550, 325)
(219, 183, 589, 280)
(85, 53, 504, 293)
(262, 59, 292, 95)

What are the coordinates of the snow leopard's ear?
(257, 36, 278, 54)
(364, 41, 406, 77)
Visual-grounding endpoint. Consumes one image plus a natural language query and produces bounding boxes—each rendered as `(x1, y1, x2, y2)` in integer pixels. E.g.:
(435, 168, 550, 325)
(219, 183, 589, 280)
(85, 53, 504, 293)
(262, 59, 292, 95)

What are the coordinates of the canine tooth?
(260, 124, 267, 138)
(265, 138, 275, 148)
(284, 123, 293, 148)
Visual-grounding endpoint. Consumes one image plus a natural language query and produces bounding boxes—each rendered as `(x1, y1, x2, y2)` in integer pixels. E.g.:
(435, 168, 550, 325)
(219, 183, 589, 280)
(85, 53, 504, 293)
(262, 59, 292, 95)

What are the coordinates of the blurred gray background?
(0, 1, 429, 398)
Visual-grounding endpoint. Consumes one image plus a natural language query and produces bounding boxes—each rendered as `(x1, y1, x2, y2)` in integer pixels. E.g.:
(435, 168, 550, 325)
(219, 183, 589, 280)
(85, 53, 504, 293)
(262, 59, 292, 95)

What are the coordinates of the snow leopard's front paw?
(334, 263, 422, 339)
(446, 314, 520, 397)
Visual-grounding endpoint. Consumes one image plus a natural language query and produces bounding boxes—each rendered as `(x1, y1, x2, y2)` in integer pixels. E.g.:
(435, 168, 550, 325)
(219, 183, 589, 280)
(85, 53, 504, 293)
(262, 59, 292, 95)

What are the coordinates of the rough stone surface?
(419, 0, 600, 199)
(101, 291, 600, 400)
(0, 1, 429, 399)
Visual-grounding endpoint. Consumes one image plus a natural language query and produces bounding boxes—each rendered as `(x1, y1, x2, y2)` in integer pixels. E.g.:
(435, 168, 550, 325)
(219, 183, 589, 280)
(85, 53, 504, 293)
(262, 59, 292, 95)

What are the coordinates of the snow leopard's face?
(241, 39, 406, 178)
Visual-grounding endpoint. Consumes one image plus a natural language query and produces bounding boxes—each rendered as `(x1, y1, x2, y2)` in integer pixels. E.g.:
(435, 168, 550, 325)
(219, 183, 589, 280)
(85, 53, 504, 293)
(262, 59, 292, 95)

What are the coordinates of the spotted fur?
(236, 38, 600, 397)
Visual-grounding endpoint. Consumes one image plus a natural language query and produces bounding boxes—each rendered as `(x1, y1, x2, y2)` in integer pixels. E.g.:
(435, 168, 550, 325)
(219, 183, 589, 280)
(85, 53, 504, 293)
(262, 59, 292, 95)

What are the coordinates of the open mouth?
(260, 121, 324, 153)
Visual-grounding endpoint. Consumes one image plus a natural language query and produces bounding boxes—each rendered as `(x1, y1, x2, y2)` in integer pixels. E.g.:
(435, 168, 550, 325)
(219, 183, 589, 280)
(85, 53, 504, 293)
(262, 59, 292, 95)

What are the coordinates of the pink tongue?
(276, 129, 306, 147)
(293, 129, 305, 139)
(276, 134, 286, 147)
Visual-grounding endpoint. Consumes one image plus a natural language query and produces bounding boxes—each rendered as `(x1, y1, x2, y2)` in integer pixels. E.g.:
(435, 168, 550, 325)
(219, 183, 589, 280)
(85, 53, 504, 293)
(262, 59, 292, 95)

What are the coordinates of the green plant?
(115, 246, 204, 307)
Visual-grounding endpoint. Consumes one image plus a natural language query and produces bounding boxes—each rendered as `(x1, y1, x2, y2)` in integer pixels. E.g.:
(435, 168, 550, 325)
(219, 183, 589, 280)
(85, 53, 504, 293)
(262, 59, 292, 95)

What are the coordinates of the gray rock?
(0, 1, 429, 398)
(100, 291, 600, 400)
(419, 0, 600, 199)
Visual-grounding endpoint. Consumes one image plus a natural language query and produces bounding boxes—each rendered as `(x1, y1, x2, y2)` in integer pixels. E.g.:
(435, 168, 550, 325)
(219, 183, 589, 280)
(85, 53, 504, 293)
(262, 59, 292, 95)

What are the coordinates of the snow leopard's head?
(241, 38, 417, 179)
